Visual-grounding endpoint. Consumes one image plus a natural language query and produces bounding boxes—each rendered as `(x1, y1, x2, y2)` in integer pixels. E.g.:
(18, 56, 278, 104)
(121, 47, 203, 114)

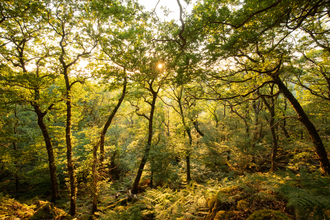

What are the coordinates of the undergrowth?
(1, 170, 330, 220)
(99, 170, 330, 220)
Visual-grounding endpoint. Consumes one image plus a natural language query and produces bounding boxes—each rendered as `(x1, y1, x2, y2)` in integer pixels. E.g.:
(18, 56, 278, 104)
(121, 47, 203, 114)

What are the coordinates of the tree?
(0, 3, 61, 201)
(43, 0, 97, 215)
(188, 0, 330, 174)
(89, 0, 147, 212)
(130, 61, 165, 194)
(259, 84, 279, 172)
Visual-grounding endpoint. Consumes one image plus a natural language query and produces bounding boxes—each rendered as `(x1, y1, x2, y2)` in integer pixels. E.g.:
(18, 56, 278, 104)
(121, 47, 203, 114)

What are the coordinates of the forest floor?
(1, 168, 330, 220)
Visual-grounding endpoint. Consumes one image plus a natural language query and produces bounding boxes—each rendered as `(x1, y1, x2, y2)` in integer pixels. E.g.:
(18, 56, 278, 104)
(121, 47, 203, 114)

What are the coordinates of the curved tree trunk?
(99, 77, 127, 166)
(33, 105, 59, 202)
(92, 76, 127, 214)
(273, 76, 330, 174)
(132, 83, 158, 194)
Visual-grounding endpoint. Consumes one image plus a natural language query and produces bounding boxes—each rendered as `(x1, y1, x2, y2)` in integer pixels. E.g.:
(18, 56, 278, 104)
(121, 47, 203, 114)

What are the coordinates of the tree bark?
(109, 150, 120, 181)
(177, 87, 192, 183)
(251, 99, 262, 146)
(33, 105, 60, 202)
(99, 77, 127, 166)
(13, 106, 19, 198)
(273, 76, 330, 174)
(229, 103, 250, 137)
(64, 83, 76, 216)
(260, 85, 278, 172)
(132, 83, 158, 194)
(281, 98, 290, 138)
(92, 76, 127, 214)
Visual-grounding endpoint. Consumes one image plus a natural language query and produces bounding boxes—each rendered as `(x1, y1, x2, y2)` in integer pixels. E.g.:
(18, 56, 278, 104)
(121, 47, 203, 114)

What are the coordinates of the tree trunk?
(99, 77, 127, 166)
(252, 99, 262, 145)
(260, 86, 278, 172)
(13, 142, 19, 197)
(109, 150, 120, 181)
(62, 70, 77, 216)
(92, 75, 127, 214)
(34, 105, 60, 202)
(132, 85, 158, 194)
(13, 106, 19, 198)
(177, 87, 192, 183)
(66, 91, 76, 216)
(91, 141, 99, 214)
(186, 155, 191, 182)
(274, 76, 330, 174)
(229, 103, 250, 137)
(281, 98, 290, 139)
(192, 120, 204, 137)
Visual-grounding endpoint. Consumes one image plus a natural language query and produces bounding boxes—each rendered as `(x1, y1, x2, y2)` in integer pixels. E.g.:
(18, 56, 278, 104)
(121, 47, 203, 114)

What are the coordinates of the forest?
(1, 0, 330, 219)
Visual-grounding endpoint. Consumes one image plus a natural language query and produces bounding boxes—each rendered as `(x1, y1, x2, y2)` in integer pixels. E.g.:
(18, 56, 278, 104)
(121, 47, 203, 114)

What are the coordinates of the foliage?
(0, 193, 34, 219)
(276, 171, 330, 220)
(1, 0, 330, 219)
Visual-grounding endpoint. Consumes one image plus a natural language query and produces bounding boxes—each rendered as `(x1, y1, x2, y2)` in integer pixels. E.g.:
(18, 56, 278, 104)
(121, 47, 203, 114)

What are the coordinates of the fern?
(276, 171, 330, 220)
(142, 185, 208, 219)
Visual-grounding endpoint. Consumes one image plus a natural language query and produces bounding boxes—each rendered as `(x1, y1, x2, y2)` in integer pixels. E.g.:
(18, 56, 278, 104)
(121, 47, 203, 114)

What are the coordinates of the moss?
(113, 205, 126, 212)
(205, 190, 236, 220)
(219, 185, 242, 193)
(237, 199, 249, 210)
(30, 201, 72, 220)
(206, 195, 218, 209)
(207, 186, 245, 209)
(214, 210, 238, 220)
(247, 209, 292, 220)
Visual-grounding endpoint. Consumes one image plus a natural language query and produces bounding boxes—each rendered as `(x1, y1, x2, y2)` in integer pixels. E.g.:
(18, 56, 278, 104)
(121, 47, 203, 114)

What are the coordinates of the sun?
(158, 63, 163, 69)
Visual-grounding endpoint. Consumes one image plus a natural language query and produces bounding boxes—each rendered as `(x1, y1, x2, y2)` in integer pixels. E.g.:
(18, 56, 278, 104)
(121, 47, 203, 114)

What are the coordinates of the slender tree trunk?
(281, 98, 290, 139)
(222, 104, 226, 141)
(92, 77, 127, 214)
(34, 106, 60, 202)
(13, 141, 19, 197)
(13, 106, 19, 198)
(91, 140, 99, 214)
(274, 76, 330, 174)
(252, 100, 263, 142)
(177, 87, 192, 183)
(150, 166, 154, 188)
(229, 103, 250, 137)
(192, 120, 204, 137)
(132, 86, 158, 194)
(66, 91, 76, 216)
(62, 70, 77, 216)
(109, 150, 120, 181)
(185, 128, 192, 183)
(269, 113, 278, 172)
(99, 77, 127, 166)
(186, 155, 191, 182)
(167, 107, 170, 136)
(260, 88, 278, 172)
